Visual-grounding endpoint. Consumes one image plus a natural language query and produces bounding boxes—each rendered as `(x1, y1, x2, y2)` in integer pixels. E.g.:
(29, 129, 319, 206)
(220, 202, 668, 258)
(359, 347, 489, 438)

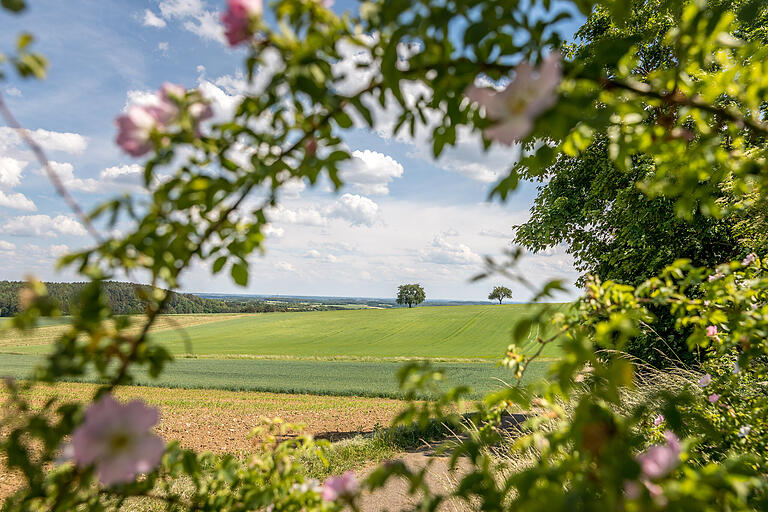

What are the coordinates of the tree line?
(0, 281, 318, 317)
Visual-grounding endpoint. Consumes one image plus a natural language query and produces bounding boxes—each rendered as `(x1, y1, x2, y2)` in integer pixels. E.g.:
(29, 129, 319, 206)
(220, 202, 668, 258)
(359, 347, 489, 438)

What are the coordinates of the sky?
(0, 0, 583, 301)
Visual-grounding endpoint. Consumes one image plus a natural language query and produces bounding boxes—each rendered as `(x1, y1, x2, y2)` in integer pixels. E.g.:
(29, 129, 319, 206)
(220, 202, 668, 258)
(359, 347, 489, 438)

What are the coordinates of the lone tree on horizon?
(396, 284, 425, 308)
(488, 285, 513, 304)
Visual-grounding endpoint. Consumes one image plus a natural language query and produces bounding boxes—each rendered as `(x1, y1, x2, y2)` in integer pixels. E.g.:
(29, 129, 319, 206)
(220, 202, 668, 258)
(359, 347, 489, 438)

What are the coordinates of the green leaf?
(1, 0, 26, 13)
(212, 256, 227, 274)
(231, 262, 248, 287)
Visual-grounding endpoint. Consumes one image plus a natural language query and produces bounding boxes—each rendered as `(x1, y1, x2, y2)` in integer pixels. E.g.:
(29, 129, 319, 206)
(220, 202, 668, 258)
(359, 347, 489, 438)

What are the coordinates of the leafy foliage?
(2, 0, 768, 511)
(488, 285, 513, 304)
(395, 284, 426, 308)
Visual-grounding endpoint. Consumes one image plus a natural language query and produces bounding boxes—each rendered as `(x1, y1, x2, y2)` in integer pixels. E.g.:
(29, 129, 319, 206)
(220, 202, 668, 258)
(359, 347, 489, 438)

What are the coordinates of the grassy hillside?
(145, 304, 564, 359)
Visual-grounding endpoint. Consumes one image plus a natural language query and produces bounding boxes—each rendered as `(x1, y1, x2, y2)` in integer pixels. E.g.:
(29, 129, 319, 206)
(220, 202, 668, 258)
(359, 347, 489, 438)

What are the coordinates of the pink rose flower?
(115, 96, 177, 157)
(465, 52, 561, 145)
(636, 431, 681, 480)
(706, 325, 718, 337)
(322, 471, 358, 501)
(653, 414, 664, 426)
(698, 374, 712, 387)
(72, 394, 164, 486)
(221, 0, 262, 46)
(160, 82, 186, 102)
(742, 253, 757, 266)
(708, 393, 720, 403)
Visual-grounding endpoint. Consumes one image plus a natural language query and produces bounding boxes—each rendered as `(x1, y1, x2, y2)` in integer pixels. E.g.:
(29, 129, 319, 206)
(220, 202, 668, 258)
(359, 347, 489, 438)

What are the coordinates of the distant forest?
(0, 281, 328, 317)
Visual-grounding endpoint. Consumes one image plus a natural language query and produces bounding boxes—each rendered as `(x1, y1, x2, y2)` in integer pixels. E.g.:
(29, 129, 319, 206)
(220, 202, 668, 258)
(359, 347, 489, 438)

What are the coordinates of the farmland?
(0, 304, 562, 398)
(1, 303, 564, 359)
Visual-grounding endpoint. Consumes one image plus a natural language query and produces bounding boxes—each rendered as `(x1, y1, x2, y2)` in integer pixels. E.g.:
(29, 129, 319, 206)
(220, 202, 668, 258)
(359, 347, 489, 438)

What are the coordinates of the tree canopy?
(488, 286, 513, 304)
(396, 284, 426, 308)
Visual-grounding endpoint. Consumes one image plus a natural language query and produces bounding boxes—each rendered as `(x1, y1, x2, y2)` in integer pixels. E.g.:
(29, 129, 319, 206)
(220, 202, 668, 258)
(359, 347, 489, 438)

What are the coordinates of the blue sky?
(0, 0, 582, 301)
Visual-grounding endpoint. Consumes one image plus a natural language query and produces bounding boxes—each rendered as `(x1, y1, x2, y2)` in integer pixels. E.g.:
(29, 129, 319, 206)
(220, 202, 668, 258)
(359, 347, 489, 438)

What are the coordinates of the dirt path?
(357, 448, 473, 512)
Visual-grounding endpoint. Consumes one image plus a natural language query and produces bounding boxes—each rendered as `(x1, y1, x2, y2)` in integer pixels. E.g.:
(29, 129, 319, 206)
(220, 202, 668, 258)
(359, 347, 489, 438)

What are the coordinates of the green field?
(0, 304, 562, 397)
(0, 354, 548, 399)
(148, 304, 562, 359)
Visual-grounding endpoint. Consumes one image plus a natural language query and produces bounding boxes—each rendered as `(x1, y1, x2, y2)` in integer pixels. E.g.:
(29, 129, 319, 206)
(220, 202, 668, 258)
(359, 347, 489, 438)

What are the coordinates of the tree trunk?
(499, 298, 503, 304)
(408, 303, 412, 308)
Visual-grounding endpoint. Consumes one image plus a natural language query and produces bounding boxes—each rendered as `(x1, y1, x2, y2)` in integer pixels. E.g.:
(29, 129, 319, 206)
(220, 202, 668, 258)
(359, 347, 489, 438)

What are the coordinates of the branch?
(599, 77, 768, 136)
(0, 91, 103, 242)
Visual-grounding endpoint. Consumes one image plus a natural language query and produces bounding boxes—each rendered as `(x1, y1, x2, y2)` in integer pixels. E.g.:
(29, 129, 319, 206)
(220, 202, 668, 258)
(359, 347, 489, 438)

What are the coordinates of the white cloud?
(5, 87, 21, 97)
(2, 214, 87, 237)
(0, 190, 36, 211)
(0, 240, 15, 251)
(47, 161, 99, 193)
(339, 150, 404, 195)
(267, 204, 327, 227)
(0, 157, 35, 211)
(266, 194, 380, 228)
(100, 164, 143, 181)
(275, 261, 296, 272)
(479, 228, 513, 239)
(262, 224, 285, 239)
(0, 127, 88, 154)
(50, 244, 70, 257)
(0, 157, 26, 189)
(158, 41, 170, 55)
(419, 233, 482, 266)
(326, 193, 379, 227)
(156, 0, 225, 44)
(142, 9, 167, 28)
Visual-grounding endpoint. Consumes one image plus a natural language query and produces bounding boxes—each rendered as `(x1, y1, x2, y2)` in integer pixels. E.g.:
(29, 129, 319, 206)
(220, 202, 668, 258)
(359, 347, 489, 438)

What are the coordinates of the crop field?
(0, 354, 549, 399)
(0, 305, 561, 398)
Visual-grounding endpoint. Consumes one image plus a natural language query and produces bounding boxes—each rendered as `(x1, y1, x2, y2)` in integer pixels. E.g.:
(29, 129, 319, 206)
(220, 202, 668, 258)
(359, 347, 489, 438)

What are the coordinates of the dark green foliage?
(488, 286, 513, 304)
(395, 284, 426, 308)
(514, 139, 742, 287)
(0, 281, 316, 317)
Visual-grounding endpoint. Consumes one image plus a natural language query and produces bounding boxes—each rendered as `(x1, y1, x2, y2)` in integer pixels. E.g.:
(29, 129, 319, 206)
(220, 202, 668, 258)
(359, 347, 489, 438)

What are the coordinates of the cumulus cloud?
(326, 193, 379, 227)
(156, 0, 225, 44)
(0, 157, 26, 189)
(142, 9, 167, 27)
(0, 240, 15, 251)
(47, 161, 99, 193)
(275, 261, 295, 272)
(262, 224, 285, 239)
(2, 214, 87, 237)
(0, 126, 88, 154)
(0, 157, 36, 211)
(0, 191, 36, 211)
(267, 204, 327, 227)
(5, 87, 21, 97)
(100, 164, 143, 181)
(267, 194, 380, 228)
(339, 150, 404, 195)
(420, 234, 482, 266)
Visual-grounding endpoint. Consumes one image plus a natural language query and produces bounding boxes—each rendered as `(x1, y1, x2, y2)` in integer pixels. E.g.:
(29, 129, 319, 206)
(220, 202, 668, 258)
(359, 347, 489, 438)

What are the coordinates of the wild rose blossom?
(116, 84, 212, 156)
(738, 425, 751, 438)
(322, 471, 358, 501)
(742, 253, 757, 266)
(636, 431, 681, 480)
(706, 325, 718, 337)
(465, 52, 561, 145)
(708, 393, 720, 403)
(653, 414, 664, 426)
(72, 394, 164, 486)
(221, 0, 262, 46)
(115, 102, 175, 157)
(708, 270, 724, 282)
(698, 374, 712, 387)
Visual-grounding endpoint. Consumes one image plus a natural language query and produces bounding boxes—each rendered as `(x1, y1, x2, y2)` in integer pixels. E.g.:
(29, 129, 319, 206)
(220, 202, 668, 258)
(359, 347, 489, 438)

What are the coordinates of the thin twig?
(0, 90, 102, 242)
